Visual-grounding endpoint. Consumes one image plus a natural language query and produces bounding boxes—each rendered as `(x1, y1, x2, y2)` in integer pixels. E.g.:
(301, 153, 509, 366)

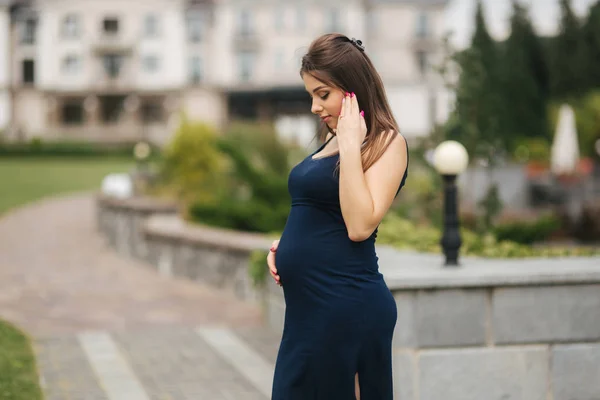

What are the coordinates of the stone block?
(552, 344, 600, 400)
(417, 289, 487, 347)
(419, 346, 549, 400)
(493, 285, 600, 344)
(267, 295, 285, 333)
(393, 350, 416, 400)
(393, 289, 487, 348)
(156, 243, 174, 277)
(393, 292, 417, 348)
(172, 243, 195, 278)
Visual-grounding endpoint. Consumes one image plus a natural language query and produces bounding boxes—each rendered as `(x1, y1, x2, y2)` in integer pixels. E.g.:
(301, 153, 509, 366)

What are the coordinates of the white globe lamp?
(432, 140, 469, 266)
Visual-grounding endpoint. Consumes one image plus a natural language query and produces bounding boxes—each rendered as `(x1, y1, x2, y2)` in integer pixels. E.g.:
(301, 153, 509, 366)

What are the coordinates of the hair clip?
(350, 37, 365, 52)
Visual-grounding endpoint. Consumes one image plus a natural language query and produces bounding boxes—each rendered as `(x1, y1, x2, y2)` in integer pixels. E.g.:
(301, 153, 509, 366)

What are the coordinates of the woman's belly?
(275, 206, 380, 289)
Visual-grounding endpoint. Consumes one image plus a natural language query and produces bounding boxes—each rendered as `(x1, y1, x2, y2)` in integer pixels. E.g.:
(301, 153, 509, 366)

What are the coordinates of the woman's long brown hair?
(300, 33, 401, 172)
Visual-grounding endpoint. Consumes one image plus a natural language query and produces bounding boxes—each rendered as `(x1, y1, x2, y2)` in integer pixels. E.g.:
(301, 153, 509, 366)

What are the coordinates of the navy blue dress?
(272, 136, 408, 399)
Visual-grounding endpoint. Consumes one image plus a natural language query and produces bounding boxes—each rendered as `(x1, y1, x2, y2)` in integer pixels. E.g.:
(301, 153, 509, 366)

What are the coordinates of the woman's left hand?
(336, 92, 367, 149)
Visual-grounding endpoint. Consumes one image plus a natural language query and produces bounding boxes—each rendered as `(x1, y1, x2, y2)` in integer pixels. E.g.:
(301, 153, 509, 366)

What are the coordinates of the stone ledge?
(144, 214, 273, 254)
(96, 194, 179, 213)
(377, 247, 600, 290)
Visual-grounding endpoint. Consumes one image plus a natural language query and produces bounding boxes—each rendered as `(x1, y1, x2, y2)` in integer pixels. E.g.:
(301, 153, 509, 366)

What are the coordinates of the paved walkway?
(0, 193, 281, 399)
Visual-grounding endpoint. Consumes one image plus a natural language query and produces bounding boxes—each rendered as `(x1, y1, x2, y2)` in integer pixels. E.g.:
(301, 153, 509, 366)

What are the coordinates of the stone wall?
(96, 194, 271, 303)
(96, 194, 600, 400)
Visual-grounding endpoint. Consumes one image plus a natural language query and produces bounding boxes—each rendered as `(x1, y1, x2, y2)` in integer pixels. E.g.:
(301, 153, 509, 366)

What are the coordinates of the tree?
(583, 1, 600, 90)
(549, 0, 587, 99)
(446, 0, 507, 160)
(501, 1, 551, 146)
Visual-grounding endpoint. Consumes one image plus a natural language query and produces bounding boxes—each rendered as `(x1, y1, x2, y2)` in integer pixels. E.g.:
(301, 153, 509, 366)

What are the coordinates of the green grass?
(0, 321, 44, 400)
(0, 156, 135, 399)
(0, 157, 134, 214)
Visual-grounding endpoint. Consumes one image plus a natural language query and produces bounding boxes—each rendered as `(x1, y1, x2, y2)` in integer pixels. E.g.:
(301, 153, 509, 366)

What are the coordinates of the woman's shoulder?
(380, 129, 407, 154)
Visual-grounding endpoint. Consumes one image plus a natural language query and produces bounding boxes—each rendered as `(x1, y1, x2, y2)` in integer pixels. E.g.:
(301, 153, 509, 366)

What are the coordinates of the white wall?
(387, 85, 437, 138)
(36, 0, 187, 92)
(275, 114, 318, 149)
(0, 91, 9, 131)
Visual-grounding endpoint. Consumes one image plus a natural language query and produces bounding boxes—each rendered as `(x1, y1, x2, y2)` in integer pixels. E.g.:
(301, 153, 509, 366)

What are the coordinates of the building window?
(237, 51, 255, 82)
(20, 18, 37, 44)
(22, 59, 35, 84)
(416, 50, 428, 75)
(62, 14, 80, 38)
(189, 56, 202, 84)
(103, 54, 123, 78)
(103, 17, 119, 34)
(62, 101, 84, 125)
(62, 55, 81, 74)
(415, 11, 429, 38)
(141, 99, 164, 124)
(326, 9, 341, 32)
(187, 14, 203, 42)
(296, 7, 305, 32)
(144, 14, 160, 37)
(100, 95, 125, 123)
(142, 55, 160, 73)
(238, 9, 252, 36)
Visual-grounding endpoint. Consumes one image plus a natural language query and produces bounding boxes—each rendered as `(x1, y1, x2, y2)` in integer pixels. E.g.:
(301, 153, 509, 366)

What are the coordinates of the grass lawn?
(0, 321, 44, 400)
(0, 156, 134, 399)
(0, 157, 134, 214)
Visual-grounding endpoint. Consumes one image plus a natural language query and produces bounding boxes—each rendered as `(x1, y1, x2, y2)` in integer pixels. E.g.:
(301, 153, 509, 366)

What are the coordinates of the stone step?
(35, 326, 281, 400)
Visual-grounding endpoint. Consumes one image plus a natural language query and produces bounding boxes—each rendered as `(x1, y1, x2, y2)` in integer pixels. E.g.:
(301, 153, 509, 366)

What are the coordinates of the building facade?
(2, 0, 449, 145)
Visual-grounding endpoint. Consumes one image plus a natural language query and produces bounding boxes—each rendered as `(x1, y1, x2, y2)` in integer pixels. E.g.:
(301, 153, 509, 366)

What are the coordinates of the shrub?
(189, 198, 289, 233)
(0, 138, 159, 158)
(572, 200, 600, 242)
(377, 213, 598, 258)
(159, 118, 224, 203)
(248, 250, 269, 288)
(187, 121, 302, 233)
(492, 213, 562, 245)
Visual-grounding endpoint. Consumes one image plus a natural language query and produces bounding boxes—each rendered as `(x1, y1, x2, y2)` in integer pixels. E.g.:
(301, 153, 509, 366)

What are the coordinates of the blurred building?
(1, 0, 450, 145)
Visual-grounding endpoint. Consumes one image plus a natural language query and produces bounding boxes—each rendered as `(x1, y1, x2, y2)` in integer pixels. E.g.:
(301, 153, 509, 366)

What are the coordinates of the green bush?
(159, 118, 224, 203)
(378, 213, 598, 258)
(493, 214, 562, 245)
(248, 250, 269, 288)
(189, 198, 289, 233)
(572, 200, 600, 242)
(512, 137, 550, 163)
(0, 138, 159, 158)
(187, 121, 301, 233)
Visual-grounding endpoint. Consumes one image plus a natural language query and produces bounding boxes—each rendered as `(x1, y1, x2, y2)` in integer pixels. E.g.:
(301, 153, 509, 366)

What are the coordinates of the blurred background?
(2, 0, 598, 253)
(0, 0, 599, 399)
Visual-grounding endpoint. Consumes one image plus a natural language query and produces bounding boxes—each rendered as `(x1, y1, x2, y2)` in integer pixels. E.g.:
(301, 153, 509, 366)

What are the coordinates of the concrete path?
(0, 193, 281, 399)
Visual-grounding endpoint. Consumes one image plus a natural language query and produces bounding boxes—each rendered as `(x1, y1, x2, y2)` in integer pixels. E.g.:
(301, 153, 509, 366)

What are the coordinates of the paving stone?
(0, 193, 273, 399)
(112, 327, 268, 400)
(35, 336, 107, 400)
(233, 327, 282, 364)
(0, 193, 262, 337)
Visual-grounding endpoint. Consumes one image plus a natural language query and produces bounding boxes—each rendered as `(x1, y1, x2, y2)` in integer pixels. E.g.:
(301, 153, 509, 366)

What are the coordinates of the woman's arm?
(336, 93, 408, 242)
(339, 133, 407, 241)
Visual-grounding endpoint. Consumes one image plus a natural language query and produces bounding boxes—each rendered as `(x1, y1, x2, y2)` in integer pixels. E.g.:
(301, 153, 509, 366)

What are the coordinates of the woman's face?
(302, 73, 345, 130)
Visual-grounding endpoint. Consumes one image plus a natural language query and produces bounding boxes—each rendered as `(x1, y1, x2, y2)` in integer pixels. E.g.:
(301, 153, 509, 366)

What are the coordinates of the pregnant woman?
(268, 33, 409, 399)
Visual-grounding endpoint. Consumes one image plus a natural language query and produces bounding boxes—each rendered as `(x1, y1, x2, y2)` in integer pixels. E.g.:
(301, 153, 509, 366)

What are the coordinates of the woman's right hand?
(267, 239, 281, 286)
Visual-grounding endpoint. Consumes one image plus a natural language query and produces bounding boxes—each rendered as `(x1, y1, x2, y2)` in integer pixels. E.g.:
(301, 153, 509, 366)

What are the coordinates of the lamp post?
(432, 140, 469, 267)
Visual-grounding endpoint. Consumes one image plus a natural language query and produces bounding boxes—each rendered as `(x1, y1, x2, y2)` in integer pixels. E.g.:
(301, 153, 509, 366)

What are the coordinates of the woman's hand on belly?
(267, 239, 282, 286)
